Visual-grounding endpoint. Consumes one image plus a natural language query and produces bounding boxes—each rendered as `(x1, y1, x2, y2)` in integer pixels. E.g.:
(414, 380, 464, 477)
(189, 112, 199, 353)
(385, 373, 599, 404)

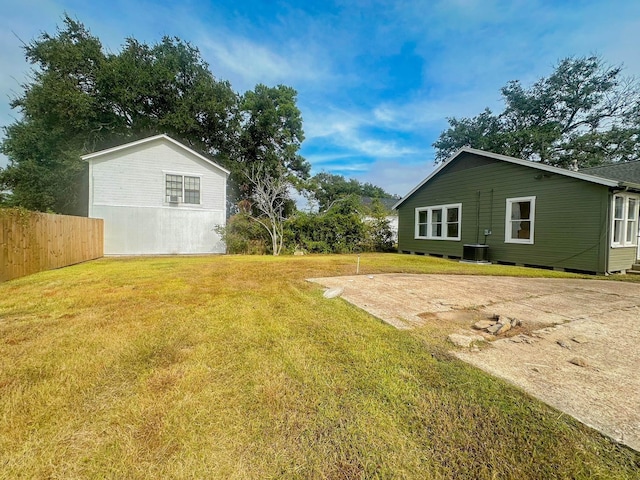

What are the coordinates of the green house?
(394, 148, 640, 274)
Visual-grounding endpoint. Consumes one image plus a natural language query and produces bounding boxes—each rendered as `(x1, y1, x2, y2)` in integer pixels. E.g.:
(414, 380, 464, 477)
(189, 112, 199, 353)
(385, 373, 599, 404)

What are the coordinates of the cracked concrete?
(308, 274, 640, 451)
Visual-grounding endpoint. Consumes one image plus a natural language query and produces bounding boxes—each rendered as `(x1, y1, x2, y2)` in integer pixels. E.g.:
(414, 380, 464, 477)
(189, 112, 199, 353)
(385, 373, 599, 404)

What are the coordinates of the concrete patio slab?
(308, 274, 640, 451)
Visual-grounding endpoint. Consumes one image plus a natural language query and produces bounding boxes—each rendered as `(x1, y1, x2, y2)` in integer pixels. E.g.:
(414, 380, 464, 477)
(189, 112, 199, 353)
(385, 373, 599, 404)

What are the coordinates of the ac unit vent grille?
(462, 244, 489, 263)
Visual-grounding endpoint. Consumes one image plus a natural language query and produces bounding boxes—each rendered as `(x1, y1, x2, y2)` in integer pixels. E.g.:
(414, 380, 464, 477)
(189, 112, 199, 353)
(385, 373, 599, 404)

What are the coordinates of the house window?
(415, 204, 461, 240)
(612, 194, 639, 247)
(165, 174, 201, 204)
(505, 196, 536, 244)
(184, 176, 200, 204)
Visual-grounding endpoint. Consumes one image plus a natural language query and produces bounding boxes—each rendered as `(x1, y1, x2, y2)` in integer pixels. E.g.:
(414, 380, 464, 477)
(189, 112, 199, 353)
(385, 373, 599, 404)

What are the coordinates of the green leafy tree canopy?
(433, 56, 640, 168)
(1, 15, 307, 214)
(235, 84, 309, 200)
(308, 172, 397, 212)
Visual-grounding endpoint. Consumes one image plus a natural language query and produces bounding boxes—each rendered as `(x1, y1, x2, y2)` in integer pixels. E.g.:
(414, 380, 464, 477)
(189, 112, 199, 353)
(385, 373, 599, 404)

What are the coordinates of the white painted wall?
(363, 214, 399, 243)
(87, 136, 227, 255)
(91, 205, 225, 255)
(387, 215, 399, 242)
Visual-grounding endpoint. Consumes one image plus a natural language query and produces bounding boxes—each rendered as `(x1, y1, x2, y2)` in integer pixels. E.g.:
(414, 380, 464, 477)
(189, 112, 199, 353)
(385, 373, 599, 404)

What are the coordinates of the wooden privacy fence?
(0, 209, 104, 282)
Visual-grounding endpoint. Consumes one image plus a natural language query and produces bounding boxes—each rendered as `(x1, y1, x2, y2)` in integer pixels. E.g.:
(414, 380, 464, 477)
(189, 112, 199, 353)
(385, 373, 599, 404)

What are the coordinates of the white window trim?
(505, 196, 536, 245)
(611, 193, 639, 248)
(163, 171, 203, 206)
(414, 203, 462, 241)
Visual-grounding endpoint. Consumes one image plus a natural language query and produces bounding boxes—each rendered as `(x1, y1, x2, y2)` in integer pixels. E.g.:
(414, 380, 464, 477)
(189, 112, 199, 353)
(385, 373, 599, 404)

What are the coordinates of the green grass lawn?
(1, 254, 638, 479)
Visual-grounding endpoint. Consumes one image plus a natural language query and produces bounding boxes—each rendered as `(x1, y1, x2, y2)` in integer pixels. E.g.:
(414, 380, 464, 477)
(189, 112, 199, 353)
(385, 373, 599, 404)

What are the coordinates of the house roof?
(360, 196, 399, 211)
(393, 147, 640, 209)
(580, 160, 640, 185)
(81, 134, 230, 175)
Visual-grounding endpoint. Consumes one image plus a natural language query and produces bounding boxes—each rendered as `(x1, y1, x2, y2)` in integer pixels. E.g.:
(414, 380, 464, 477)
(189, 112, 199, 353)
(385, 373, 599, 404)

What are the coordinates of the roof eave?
(81, 134, 167, 161)
(81, 134, 231, 176)
(617, 181, 640, 192)
(393, 147, 622, 209)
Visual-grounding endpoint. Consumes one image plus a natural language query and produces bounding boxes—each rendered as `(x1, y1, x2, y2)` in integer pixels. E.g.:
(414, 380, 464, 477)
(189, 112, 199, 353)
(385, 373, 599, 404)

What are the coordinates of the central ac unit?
(169, 195, 179, 203)
(462, 244, 490, 263)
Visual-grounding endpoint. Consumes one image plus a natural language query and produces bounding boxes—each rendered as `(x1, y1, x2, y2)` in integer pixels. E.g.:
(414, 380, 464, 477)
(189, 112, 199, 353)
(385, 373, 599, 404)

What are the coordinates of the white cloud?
(372, 94, 495, 132)
(198, 35, 335, 93)
(311, 160, 372, 174)
(303, 108, 365, 139)
(304, 105, 421, 161)
(351, 138, 418, 158)
(3, 0, 640, 179)
(358, 158, 437, 197)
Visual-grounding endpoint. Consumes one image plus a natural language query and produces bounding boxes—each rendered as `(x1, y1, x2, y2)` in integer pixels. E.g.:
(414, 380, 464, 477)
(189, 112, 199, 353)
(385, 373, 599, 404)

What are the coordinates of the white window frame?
(611, 193, 639, 248)
(505, 196, 536, 244)
(414, 203, 462, 241)
(164, 172, 202, 205)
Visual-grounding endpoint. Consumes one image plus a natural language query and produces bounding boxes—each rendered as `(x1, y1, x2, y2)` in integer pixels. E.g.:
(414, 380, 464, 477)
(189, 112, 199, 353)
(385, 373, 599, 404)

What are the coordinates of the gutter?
(616, 181, 640, 193)
(604, 190, 611, 275)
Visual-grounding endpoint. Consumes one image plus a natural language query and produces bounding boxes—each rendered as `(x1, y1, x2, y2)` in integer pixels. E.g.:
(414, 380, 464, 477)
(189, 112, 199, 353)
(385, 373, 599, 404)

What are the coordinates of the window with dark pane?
(431, 208, 443, 237)
(166, 175, 183, 202)
(625, 198, 637, 244)
(447, 207, 459, 238)
(418, 211, 428, 237)
(415, 204, 461, 240)
(613, 196, 624, 243)
(184, 176, 200, 204)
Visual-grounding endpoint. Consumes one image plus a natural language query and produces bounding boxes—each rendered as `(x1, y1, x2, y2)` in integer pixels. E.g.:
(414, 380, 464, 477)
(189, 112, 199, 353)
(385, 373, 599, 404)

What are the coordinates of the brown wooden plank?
(0, 209, 104, 282)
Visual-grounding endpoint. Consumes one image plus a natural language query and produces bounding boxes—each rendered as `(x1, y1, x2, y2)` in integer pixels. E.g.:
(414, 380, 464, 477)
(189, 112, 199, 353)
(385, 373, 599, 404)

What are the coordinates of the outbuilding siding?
(90, 140, 226, 212)
(91, 205, 225, 255)
(86, 136, 227, 255)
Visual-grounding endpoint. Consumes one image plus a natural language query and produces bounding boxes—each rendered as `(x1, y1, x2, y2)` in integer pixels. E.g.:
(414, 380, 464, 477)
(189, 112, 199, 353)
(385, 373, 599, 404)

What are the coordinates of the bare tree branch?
(245, 164, 290, 255)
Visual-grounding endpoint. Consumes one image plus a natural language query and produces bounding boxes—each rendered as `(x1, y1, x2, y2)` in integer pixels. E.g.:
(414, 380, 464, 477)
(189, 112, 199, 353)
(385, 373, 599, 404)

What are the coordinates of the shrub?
(216, 213, 270, 254)
(225, 195, 397, 255)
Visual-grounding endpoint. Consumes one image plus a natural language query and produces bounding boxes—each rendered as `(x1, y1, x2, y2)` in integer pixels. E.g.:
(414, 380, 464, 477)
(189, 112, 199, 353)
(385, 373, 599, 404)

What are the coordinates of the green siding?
(398, 152, 611, 273)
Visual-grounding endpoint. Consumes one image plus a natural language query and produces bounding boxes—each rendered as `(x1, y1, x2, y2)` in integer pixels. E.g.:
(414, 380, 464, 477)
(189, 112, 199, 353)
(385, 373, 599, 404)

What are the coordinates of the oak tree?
(308, 172, 396, 212)
(1, 15, 307, 214)
(434, 56, 640, 168)
(235, 84, 309, 200)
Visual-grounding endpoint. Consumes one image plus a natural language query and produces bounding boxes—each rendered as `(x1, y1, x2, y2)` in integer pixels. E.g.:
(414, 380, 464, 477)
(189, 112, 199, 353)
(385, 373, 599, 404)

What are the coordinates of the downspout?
(483, 189, 494, 244)
(604, 189, 611, 275)
(88, 160, 93, 218)
(475, 190, 481, 244)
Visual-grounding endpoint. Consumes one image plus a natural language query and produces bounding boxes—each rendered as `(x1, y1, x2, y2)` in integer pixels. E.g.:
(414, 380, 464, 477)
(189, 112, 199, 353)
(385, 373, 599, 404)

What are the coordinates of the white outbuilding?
(83, 134, 228, 255)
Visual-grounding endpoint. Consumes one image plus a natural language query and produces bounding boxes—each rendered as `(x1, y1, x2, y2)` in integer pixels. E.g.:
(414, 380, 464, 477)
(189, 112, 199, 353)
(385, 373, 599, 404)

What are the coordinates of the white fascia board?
(393, 147, 621, 210)
(618, 181, 640, 192)
(81, 134, 231, 176)
(466, 148, 619, 187)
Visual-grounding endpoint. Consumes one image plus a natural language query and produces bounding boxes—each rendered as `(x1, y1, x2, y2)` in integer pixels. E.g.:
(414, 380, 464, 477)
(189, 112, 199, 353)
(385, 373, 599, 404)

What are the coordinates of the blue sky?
(2, 0, 640, 197)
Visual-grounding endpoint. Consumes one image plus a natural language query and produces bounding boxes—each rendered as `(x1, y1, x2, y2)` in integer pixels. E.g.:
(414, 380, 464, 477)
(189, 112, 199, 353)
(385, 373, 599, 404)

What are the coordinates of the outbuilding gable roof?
(360, 196, 399, 212)
(393, 147, 640, 209)
(81, 134, 230, 175)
